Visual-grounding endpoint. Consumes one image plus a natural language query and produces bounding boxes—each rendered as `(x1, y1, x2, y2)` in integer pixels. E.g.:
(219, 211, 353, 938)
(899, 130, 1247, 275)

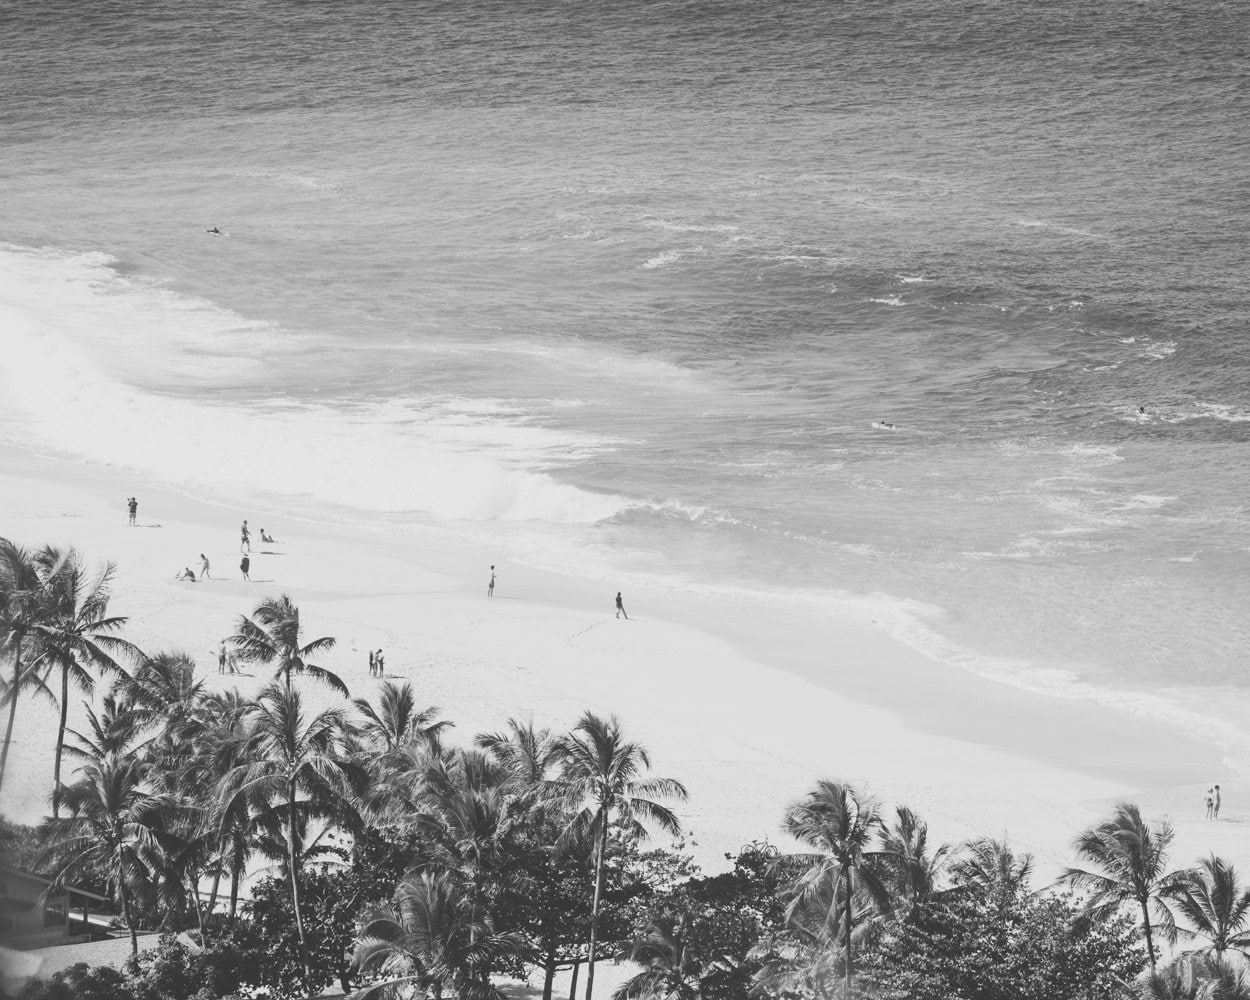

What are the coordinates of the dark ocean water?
(2, 0, 1249, 761)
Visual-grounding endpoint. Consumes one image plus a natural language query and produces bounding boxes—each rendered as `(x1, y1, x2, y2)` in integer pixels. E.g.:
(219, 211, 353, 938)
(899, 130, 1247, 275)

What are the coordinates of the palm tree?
(354, 680, 452, 755)
(876, 805, 951, 911)
(353, 869, 525, 1000)
(614, 913, 701, 1000)
(1166, 855, 1250, 959)
(39, 747, 173, 955)
(550, 712, 688, 1000)
(0, 537, 48, 797)
(229, 594, 345, 695)
(1136, 954, 1250, 1000)
(948, 836, 1034, 907)
(477, 717, 565, 804)
(783, 780, 890, 999)
(28, 545, 137, 818)
(1063, 801, 1187, 970)
(217, 682, 362, 982)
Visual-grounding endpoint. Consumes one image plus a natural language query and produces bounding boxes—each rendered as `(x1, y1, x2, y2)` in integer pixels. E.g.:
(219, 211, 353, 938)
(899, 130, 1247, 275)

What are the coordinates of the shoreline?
(0, 442, 1245, 880)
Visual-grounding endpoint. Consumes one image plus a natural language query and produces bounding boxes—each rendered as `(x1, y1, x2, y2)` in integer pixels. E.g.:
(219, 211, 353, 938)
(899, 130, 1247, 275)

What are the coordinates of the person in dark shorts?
(615, 592, 628, 619)
(240, 520, 251, 553)
(240, 555, 250, 581)
(127, 497, 138, 526)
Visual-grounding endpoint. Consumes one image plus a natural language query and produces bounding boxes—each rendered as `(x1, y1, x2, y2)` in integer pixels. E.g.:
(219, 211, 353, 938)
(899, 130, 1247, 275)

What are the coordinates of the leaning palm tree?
(1063, 801, 1187, 970)
(229, 594, 346, 696)
(783, 780, 890, 1000)
(549, 712, 688, 1000)
(352, 869, 525, 1000)
(1166, 855, 1250, 959)
(28, 545, 137, 817)
(39, 748, 174, 955)
(0, 537, 50, 797)
(217, 682, 362, 983)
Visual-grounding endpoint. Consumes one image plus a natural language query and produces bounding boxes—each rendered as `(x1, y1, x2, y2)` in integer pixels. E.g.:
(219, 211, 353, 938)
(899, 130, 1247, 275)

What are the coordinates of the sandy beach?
(1, 443, 1246, 884)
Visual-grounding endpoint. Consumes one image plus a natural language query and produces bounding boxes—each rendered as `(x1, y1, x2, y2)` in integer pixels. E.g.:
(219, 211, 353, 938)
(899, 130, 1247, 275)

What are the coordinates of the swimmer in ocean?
(207, 226, 221, 235)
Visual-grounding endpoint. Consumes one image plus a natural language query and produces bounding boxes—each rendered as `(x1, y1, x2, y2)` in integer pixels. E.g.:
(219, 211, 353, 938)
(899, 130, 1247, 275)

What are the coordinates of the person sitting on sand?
(261, 528, 275, 543)
(176, 567, 197, 582)
(200, 553, 211, 579)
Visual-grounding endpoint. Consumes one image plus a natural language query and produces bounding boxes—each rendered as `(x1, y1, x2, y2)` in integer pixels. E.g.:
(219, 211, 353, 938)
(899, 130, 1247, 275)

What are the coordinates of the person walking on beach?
(240, 520, 251, 553)
(1213, 784, 1221, 819)
(375, 648, 385, 676)
(127, 497, 138, 526)
(615, 592, 628, 619)
(200, 553, 211, 579)
(488, 565, 496, 598)
(240, 554, 250, 581)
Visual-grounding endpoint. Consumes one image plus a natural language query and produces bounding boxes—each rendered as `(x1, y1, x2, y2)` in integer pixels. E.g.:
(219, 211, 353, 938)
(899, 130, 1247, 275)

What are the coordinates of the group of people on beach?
(161, 508, 278, 584)
(368, 648, 386, 677)
(1205, 784, 1222, 819)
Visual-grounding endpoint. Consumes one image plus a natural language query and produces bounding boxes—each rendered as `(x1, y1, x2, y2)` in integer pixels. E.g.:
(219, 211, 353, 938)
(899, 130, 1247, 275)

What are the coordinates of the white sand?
(1, 444, 1246, 886)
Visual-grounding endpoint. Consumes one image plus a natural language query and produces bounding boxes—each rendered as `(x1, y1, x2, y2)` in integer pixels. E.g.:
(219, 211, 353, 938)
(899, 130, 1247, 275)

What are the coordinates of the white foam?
(0, 245, 627, 524)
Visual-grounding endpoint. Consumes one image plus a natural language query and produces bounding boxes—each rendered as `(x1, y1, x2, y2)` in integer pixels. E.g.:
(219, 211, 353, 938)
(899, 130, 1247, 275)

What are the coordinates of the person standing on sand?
(219, 642, 228, 675)
(240, 520, 251, 553)
(127, 497, 138, 526)
(200, 553, 211, 579)
(1205, 789, 1214, 819)
(1214, 784, 1221, 818)
(368, 650, 376, 677)
(488, 565, 496, 598)
(615, 592, 628, 619)
(376, 648, 385, 676)
(240, 554, 250, 581)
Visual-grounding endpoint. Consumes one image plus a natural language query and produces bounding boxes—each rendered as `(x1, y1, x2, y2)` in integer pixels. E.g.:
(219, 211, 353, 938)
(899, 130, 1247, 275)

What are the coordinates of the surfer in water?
(207, 226, 222, 235)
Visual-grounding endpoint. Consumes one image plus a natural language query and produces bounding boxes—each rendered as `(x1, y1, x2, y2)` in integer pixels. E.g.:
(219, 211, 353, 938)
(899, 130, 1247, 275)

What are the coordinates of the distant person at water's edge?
(127, 497, 138, 526)
(615, 592, 628, 620)
(488, 565, 496, 598)
(240, 555, 250, 581)
(240, 520, 251, 552)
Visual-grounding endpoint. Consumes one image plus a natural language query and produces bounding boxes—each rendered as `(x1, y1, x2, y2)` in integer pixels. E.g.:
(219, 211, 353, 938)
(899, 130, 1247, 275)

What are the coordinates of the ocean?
(2, 0, 1249, 766)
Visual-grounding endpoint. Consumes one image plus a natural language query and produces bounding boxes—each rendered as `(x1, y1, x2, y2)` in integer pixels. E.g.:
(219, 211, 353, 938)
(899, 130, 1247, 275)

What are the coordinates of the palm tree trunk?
(843, 871, 854, 999)
(584, 816, 609, 1000)
(229, 846, 242, 922)
(568, 960, 580, 1000)
(188, 871, 208, 946)
(1141, 898, 1156, 970)
(52, 662, 70, 819)
(207, 868, 221, 915)
(287, 780, 311, 982)
(119, 866, 139, 956)
(0, 638, 23, 797)
(542, 941, 557, 1000)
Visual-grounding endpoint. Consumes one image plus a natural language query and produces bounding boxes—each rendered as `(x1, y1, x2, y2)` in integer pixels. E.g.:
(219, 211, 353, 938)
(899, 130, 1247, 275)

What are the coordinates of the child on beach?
(127, 497, 138, 526)
(615, 592, 628, 619)
(200, 553, 211, 579)
(240, 555, 251, 581)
